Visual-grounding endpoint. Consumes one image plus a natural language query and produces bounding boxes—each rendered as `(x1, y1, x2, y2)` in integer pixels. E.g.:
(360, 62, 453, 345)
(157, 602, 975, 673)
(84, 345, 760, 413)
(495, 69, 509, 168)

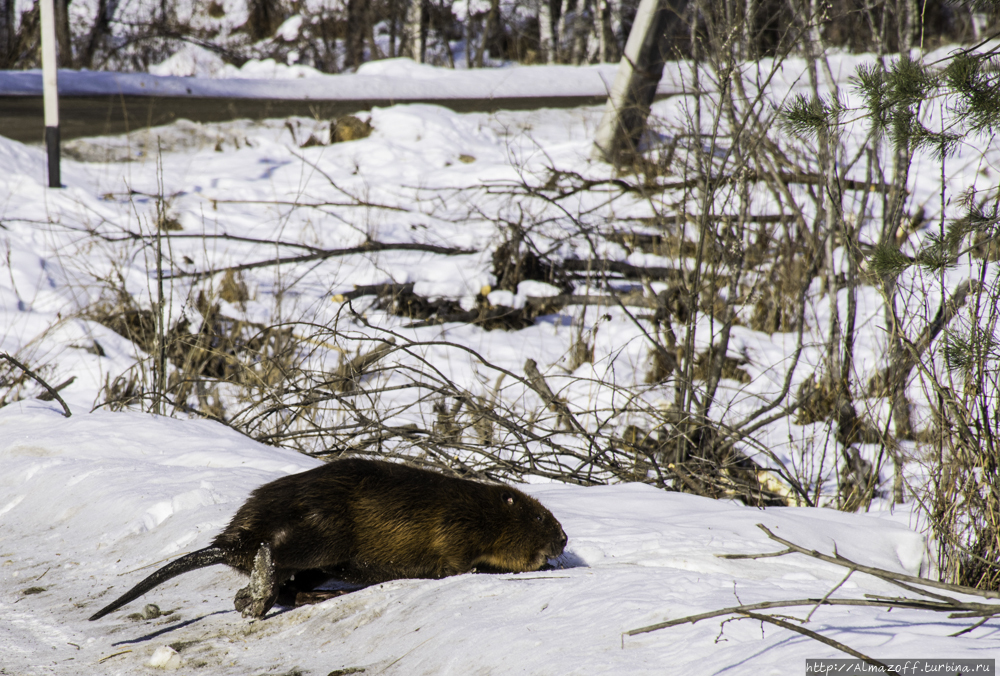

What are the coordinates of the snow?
(2, 50, 1000, 673)
(2, 400, 995, 676)
(0, 57, 683, 100)
(149, 44, 327, 80)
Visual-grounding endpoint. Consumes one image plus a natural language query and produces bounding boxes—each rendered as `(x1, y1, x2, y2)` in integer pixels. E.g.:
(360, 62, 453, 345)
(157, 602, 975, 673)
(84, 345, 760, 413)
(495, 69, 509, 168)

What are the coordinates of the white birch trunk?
(593, 0, 688, 164)
(555, 0, 570, 61)
(539, 0, 555, 63)
(403, 0, 424, 62)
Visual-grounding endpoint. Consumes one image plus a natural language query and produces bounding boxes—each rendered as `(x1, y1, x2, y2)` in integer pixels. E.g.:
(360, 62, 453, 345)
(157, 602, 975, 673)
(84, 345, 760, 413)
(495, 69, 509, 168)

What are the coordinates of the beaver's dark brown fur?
(88, 458, 567, 621)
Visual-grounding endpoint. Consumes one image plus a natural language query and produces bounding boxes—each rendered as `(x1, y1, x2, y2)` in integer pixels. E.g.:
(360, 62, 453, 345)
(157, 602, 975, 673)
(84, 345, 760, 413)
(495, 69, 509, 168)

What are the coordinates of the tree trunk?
(486, 0, 503, 60)
(571, 0, 594, 63)
(54, 0, 71, 67)
(366, 0, 383, 61)
(247, 0, 281, 41)
(0, 0, 15, 66)
(402, 0, 424, 62)
(80, 0, 117, 69)
(592, 0, 689, 165)
(555, 0, 570, 61)
(389, 0, 398, 56)
(346, 0, 366, 68)
(465, 0, 473, 66)
(597, 0, 614, 63)
(897, 0, 913, 53)
(477, 0, 501, 66)
(539, 0, 555, 63)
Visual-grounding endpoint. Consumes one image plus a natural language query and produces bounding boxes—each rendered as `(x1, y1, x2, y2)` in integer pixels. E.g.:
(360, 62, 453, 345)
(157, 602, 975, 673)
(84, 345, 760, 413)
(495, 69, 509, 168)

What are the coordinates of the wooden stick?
(755, 523, 1000, 600)
(0, 353, 72, 418)
(173, 242, 475, 280)
(737, 611, 888, 669)
(626, 597, 952, 636)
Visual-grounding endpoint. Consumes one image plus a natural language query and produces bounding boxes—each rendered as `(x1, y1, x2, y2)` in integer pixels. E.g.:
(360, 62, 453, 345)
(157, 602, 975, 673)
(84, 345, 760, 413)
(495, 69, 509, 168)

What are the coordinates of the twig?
(866, 579, 961, 605)
(524, 358, 581, 433)
(525, 293, 659, 311)
(0, 353, 72, 418)
(171, 241, 476, 280)
(754, 523, 1000, 600)
(97, 650, 132, 663)
(737, 610, 888, 669)
(333, 283, 415, 302)
(208, 197, 409, 212)
(36, 376, 76, 401)
(626, 597, 951, 636)
(717, 548, 795, 560)
(806, 569, 853, 622)
(949, 616, 991, 637)
(628, 528, 1000, 660)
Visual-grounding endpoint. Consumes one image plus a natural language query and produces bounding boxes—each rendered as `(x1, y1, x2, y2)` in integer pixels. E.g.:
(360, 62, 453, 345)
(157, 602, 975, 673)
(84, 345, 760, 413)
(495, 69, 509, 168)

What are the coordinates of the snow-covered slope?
(4, 400, 994, 676)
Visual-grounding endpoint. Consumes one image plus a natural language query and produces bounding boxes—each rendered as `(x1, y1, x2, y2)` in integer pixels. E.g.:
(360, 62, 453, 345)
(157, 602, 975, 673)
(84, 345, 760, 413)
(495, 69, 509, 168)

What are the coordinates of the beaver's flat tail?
(88, 547, 228, 621)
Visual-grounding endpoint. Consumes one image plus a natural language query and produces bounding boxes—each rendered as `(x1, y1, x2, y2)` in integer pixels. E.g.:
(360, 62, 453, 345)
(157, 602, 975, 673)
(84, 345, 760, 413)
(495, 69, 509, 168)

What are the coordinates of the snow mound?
(0, 134, 46, 181)
(149, 44, 229, 78)
(1, 402, 988, 676)
(149, 43, 325, 79)
(356, 57, 457, 80)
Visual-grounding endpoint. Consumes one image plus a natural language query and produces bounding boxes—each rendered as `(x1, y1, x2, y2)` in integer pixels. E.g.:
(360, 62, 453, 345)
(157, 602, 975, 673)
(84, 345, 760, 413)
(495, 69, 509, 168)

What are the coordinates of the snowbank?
(0, 58, 679, 101)
(4, 401, 992, 676)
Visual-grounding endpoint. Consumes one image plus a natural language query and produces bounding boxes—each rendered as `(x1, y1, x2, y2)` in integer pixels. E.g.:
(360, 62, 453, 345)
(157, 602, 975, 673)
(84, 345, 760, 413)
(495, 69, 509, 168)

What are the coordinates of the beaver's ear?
(501, 492, 515, 506)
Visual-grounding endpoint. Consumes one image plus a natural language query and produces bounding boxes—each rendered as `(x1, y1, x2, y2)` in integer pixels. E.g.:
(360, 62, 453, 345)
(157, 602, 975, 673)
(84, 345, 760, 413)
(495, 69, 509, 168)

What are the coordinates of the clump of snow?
(356, 57, 461, 80)
(486, 282, 564, 310)
(488, 289, 523, 308)
(275, 15, 304, 42)
(149, 43, 324, 79)
(517, 281, 563, 298)
(0, 59, 669, 99)
(232, 58, 324, 79)
(148, 646, 182, 669)
(149, 44, 229, 78)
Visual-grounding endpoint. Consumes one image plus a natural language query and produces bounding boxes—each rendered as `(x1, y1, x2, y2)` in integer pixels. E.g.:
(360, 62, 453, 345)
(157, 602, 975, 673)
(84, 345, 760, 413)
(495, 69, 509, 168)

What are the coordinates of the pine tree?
(787, 8, 1000, 588)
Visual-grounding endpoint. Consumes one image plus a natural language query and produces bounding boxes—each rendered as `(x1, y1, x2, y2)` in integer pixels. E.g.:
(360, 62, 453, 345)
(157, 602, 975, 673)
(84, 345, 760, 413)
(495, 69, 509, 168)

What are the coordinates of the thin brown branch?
(0, 353, 72, 418)
(736, 610, 888, 669)
(626, 597, 949, 636)
(755, 523, 1000, 600)
(171, 241, 476, 280)
(806, 569, 854, 622)
(208, 197, 409, 212)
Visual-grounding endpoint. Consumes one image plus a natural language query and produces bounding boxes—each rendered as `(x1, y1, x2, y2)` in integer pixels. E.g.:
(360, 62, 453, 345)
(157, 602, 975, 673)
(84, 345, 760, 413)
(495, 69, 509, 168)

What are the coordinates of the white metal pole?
(39, 0, 61, 188)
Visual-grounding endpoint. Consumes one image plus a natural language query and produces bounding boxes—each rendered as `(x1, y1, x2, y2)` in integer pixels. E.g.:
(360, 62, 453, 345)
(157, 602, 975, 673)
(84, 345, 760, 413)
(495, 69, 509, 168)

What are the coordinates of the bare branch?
(0, 353, 72, 418)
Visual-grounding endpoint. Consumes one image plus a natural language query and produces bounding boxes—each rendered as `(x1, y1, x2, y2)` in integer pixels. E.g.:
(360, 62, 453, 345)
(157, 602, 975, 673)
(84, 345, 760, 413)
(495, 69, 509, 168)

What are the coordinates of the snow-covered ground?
(3, 399, 996, 676)
(0, 57, 684, 100)
(3, 49, 1000, 673)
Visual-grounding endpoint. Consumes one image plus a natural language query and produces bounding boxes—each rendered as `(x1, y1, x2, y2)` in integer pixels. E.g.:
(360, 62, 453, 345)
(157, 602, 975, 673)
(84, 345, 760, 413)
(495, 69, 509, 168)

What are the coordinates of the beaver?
(88, 458, 567, 621)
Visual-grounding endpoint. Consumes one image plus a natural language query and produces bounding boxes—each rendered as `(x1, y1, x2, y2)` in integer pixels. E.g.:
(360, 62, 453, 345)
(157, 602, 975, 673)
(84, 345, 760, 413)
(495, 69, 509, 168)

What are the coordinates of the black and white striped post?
(39, 0, 61, 188)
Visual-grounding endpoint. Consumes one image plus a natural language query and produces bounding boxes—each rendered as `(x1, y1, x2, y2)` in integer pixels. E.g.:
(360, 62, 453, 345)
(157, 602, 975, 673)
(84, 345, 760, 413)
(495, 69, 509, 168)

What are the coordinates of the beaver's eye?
(502, 492, 514, 505)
